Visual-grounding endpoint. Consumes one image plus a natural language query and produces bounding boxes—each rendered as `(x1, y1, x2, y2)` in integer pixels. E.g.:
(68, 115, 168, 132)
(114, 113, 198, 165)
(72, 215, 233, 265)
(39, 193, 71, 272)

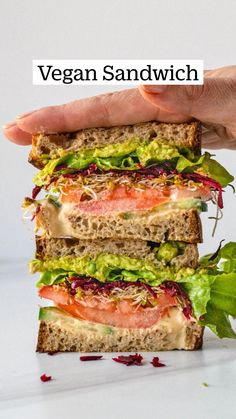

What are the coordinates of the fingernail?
(142, 85, 168, 94)
(16, 110, 36, 120)
(2, 121, 17, 130)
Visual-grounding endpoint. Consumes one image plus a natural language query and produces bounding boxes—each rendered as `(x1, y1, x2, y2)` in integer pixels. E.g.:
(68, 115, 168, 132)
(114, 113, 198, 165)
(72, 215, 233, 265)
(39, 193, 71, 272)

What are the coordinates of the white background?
(1, 0, 236, 261)
(1, 1, 236, 419)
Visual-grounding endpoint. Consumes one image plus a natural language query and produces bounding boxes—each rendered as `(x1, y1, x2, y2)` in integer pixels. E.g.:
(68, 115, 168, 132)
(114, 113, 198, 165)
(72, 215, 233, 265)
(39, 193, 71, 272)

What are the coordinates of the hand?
(3, 66, 236, 149)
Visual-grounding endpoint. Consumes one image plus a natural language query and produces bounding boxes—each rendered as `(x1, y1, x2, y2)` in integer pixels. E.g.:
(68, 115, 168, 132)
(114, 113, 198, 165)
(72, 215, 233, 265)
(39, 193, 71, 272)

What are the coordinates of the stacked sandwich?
(24, 121, 236, 352)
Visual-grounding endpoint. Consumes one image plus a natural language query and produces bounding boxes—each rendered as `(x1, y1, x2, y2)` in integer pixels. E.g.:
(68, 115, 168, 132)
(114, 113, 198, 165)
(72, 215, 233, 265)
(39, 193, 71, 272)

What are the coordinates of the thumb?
(139, 78, 236, 126)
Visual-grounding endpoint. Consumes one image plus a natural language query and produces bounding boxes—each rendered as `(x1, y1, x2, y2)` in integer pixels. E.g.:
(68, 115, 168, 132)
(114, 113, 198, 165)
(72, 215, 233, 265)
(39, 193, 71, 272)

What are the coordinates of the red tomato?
(59, 184, 211, 215)
(39, 285, 177, 329)
(60, 186, 83, 204)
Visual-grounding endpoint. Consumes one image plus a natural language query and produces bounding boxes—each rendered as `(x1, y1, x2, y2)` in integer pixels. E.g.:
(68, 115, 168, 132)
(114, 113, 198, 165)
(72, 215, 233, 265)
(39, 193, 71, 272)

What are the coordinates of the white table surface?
(1, 261, 236, 419)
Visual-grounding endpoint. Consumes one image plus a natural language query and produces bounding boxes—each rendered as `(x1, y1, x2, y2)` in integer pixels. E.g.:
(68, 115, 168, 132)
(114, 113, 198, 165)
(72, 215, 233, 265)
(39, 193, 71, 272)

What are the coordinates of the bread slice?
(38, 201, 202, 243)
(35, 236, 199, 269)
(36, 307, 204, 352)
(29, 121, 201, 168)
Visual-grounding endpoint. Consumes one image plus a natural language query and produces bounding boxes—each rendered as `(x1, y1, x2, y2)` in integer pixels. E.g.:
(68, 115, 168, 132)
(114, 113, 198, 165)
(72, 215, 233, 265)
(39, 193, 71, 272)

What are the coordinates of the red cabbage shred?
(68, 277, 158, 298)
(182, 172, 223, 208)
(32, 185, 42, 199)
(151, 357, 166, 367)
(80, 355, 103, 361)
(112, 353, 143, 366)
(40, 374, 52, 382)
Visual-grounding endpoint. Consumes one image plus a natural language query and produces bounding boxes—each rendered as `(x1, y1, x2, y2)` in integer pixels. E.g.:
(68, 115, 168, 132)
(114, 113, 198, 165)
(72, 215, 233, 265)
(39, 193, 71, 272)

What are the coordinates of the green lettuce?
(213, 241, 236, 273)
(179, 272, 236, 339)
(202, 154, 234, 187)
(177, 152, 234, 187)
(178, 242, 236, 338)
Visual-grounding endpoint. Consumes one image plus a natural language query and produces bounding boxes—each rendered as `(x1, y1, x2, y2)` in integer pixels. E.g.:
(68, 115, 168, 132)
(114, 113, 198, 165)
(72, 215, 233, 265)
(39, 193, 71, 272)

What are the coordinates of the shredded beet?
(160, 281, 179, 297)
(67, 276, 158, 298)
(160, 281, 192, 319)
(112, 353, 143, 366)
(142, 283, 158, 298)
(47, 351, 59, 356)
(53, 162, 176, 179)
(54, 164, 68, 172)
(40, 374, 52, 382)
(80, 355, 103, 361)
(137, 162, 144, 169)
(182, 305, 192, 320)
(151, 356, 166, 367)
(66, 276, 193, 318)
(32, 185, 42, 199)
(110, 163, 175, 177)
(182, 172, 223, 208)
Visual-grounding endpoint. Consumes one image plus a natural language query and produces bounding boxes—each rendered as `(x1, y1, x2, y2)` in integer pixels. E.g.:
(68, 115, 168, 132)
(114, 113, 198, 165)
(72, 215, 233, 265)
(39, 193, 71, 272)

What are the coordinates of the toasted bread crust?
(29, 121, 201, 168)
(36, 309, 204, 352)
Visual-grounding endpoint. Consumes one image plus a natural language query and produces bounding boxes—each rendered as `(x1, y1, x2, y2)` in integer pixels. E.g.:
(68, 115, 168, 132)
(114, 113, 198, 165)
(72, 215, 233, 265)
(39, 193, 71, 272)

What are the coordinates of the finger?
(201, 122, 236, 150)
(15, 88, 190, 134)
(16, 89, 157, 133)
(139, 77, 236, 126)
(2, 123, 32, 145)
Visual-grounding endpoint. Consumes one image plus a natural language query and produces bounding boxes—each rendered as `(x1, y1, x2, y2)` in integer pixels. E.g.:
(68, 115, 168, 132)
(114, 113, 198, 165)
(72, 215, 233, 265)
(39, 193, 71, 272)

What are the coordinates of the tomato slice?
(39, 285, 178, 329)
(59, 184, 211, 215)
(60, 186, 83, 204)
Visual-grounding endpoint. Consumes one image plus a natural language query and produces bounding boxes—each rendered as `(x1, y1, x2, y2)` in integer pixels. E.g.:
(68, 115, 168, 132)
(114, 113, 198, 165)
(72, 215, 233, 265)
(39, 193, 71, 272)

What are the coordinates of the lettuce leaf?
(200, 241, 236, 272)
(176, 154, 206, 172)
(216, 242, 236, 273)
(202, 153, 234, 187)
(178, 241, 236, 338)
(177, 152, 234, 187)
(38, 269, 74, 286)
(203, 303, 236, 339)
(178, 271, 236, 338)
(179, 273, 214, 318)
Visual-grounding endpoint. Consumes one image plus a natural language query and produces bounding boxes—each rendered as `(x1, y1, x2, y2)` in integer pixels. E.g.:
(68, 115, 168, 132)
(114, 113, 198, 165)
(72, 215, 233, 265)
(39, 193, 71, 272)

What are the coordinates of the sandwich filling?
(33, 138, 233, 189)
(27, 140, 233, 225)
(38, 280, 191, 329)
(47, 174, 212, 214)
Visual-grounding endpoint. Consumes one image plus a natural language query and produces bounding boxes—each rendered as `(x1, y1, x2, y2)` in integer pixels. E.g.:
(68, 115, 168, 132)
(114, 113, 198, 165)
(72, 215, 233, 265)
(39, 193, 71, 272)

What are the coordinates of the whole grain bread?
(36, 307, 204, 352)
(38, 201, 202, 243)
(29, 121, 201, 168)
(35, 236, 199, 269)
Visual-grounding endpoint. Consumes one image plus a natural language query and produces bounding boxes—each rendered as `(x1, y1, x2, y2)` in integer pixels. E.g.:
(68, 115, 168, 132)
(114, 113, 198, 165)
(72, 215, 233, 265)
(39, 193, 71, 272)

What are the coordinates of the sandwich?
(33, 237, 203, 351)
(31, 237, 236, 352)
(24, 121, 236, 352)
